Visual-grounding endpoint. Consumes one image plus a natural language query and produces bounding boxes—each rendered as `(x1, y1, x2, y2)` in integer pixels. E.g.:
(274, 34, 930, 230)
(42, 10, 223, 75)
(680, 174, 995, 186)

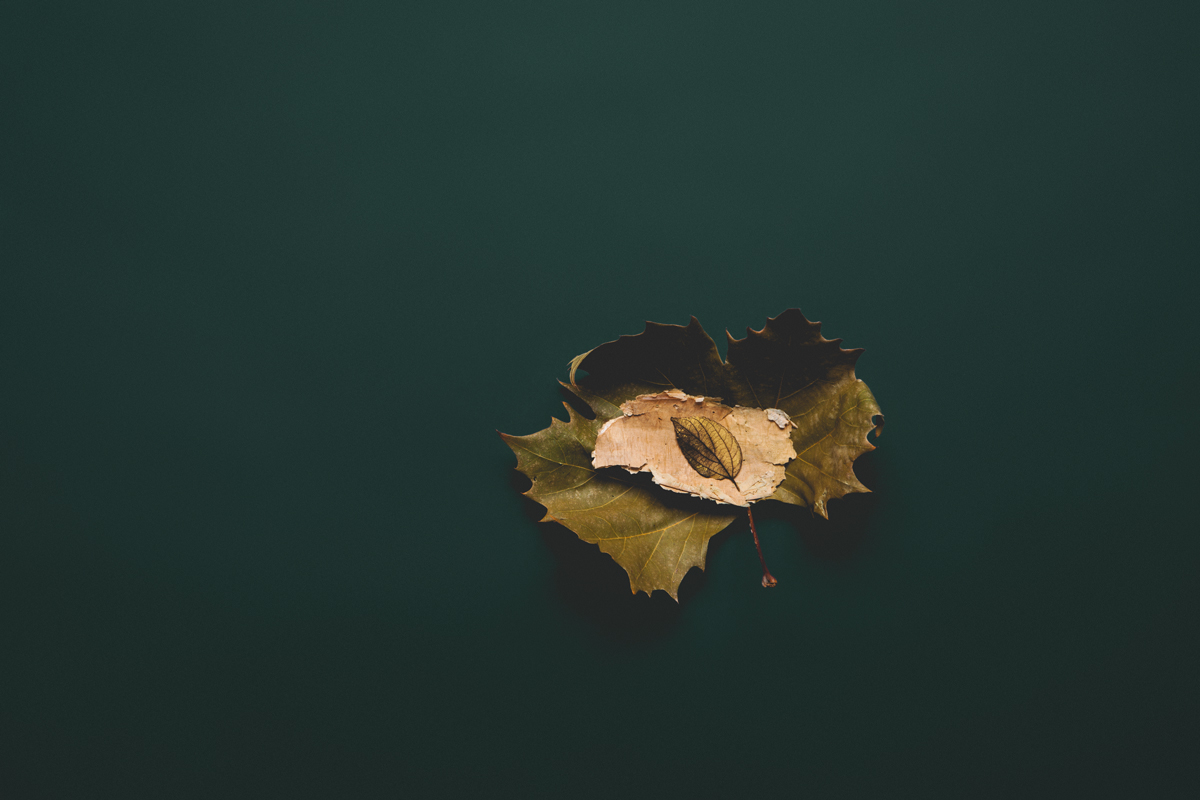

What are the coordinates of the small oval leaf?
(671, 416, 744, 486)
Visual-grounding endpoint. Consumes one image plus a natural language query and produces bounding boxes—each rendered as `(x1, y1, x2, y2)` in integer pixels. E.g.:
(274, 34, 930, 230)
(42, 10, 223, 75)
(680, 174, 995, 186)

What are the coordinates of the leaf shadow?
(558, 383, 595, 419)
(757, 448, 885, 564)
(508, 468, 709, 645)
(507, 442, 885, 640)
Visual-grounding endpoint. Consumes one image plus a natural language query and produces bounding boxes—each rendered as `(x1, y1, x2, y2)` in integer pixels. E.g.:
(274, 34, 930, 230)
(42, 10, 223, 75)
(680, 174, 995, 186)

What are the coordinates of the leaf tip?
(567, 346, 600, 386)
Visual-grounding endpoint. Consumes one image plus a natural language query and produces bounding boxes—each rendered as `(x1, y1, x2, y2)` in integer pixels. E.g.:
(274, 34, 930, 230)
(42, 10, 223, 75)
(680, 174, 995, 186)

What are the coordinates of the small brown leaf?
(671, 416, 743, 487)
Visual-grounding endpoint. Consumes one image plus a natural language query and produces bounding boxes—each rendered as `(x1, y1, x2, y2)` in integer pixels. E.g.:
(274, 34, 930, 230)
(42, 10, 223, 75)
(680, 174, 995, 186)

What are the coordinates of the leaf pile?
(500, 309, 883, 599)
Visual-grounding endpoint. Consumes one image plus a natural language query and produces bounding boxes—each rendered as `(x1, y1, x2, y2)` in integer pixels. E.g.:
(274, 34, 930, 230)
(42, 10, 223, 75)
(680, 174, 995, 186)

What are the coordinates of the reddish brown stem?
(746, 506, 777, 587)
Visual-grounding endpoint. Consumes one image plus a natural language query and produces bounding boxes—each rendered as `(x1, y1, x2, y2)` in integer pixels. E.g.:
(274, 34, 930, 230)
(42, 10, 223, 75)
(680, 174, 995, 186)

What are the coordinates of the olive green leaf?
(671, 416, 744, 487)
(502, 309, 882, 599)
(569, 309, 882, 519)
(500, 401, 737, 600)
(723, 310, 882, 517)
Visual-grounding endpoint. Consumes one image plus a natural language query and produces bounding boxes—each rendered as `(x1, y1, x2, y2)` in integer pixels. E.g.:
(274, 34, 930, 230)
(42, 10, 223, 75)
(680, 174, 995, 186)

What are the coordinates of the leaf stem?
(746, 506, 777, 588)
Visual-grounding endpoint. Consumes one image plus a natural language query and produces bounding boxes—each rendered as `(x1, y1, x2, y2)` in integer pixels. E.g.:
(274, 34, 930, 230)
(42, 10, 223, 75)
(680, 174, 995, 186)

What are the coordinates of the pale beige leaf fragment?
(592, 391, 797, 507)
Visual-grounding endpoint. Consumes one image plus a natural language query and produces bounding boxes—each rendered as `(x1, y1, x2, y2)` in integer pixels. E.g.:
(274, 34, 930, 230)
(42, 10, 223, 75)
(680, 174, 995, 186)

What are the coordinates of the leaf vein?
(672, 515, 697, 575)
(507, 441, 591, 471)
(564, 486, 634, 513)
(538, 473, 597, 496)
(796, 458, 860, 489)
(587, 513, 700, 542)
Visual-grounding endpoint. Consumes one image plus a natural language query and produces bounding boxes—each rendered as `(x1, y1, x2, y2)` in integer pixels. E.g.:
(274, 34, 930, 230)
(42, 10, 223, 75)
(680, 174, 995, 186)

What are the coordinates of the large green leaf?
(502, 309, 882, 598)
(500, 402, 737, 599)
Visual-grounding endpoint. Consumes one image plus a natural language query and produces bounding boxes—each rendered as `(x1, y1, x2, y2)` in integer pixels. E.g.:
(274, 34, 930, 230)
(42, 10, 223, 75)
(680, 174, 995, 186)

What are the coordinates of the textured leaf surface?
(571, 309, 882, 518)
(672, 416, 743, 484)
(566, 317, 727, 424)
(593, 392, 795, 506)
(724, 310, 882, 517)
(500, 402, 737, 599)
(503, 309, 881, 598)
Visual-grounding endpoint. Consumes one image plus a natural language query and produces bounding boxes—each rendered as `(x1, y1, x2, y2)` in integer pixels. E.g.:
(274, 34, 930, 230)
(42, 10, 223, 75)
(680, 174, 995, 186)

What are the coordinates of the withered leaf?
(724, 311, 883, 517)
(592, 392, 795, 507)
(671, 416, 743, 486)
(501, 309, 883, 599)
(571, 310, 883, 518)
(500, 401, 737, 600)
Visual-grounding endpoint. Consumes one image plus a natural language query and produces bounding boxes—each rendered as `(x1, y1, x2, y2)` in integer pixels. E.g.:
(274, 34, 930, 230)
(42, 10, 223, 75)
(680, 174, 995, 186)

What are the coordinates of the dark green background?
(3, 1, 1197, 797)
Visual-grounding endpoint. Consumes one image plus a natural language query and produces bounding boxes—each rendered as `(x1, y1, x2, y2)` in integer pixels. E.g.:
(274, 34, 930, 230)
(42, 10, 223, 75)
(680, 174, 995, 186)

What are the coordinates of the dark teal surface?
(2, 2, 1198, 797)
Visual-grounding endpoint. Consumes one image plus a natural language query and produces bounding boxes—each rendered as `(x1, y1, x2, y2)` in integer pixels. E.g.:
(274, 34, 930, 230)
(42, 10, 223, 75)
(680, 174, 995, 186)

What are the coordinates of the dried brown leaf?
(592, 392, 796, 507)
(671, 416, 744, 485)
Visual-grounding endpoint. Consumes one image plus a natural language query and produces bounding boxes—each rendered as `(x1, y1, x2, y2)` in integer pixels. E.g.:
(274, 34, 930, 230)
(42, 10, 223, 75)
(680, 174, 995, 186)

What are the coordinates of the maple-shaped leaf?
(500, 402, 738, 600)
(569, 310, 882, 518)
(501, 310, 882, 599)
(724, 310, 883, 517)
